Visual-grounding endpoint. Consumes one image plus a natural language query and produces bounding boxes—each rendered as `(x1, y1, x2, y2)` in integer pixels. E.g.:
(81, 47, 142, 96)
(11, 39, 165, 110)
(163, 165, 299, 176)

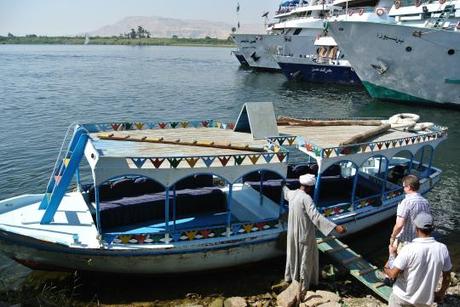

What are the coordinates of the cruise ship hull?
(329, 21, 460, 106)
(232, 31, 320, 71)
(276, 55, 361, 85)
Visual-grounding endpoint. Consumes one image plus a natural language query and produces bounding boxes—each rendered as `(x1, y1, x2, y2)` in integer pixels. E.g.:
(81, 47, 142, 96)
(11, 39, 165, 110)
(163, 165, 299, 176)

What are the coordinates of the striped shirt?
(396, 193, 430, 243)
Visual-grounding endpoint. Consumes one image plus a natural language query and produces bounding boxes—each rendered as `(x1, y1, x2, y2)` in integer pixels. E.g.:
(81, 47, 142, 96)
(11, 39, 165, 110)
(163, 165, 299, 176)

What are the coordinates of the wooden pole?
(277, 116, 383, 127)
(98, 133, 265, 152)
(339, 124, 391, 146)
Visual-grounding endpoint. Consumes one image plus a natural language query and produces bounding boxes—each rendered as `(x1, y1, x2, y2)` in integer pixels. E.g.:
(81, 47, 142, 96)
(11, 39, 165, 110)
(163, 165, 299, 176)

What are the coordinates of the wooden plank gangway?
(316, 234, 392, 302)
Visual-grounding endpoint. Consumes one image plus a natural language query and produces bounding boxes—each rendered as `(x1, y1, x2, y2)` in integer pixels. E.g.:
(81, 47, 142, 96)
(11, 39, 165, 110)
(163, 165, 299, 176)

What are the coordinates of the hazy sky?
(0, 0, 281, 36)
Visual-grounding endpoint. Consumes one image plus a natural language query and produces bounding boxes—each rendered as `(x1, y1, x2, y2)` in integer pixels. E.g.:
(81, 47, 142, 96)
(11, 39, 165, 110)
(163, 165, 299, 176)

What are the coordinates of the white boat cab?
(0, 103, 448, 273)
(231, 0, 340, 71)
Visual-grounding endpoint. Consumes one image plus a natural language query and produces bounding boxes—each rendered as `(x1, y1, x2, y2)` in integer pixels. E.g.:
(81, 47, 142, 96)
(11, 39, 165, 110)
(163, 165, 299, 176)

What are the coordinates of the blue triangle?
(104, 234, 117, 244)
(202, 156, 216, 167)
(263, 153, 274, 163)
(132, 158, 147, 168)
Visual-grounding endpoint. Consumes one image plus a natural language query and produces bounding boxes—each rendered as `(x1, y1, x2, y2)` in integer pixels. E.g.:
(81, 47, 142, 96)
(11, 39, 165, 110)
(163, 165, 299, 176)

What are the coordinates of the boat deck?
(89, 124, 427, 158)
(277, 125, 415, 148)
(0, 193, 100, 248)
(91, 128, 267, 157)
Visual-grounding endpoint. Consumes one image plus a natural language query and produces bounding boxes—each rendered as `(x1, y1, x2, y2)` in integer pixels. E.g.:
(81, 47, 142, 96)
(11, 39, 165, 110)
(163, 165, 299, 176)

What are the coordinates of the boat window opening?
(448, 49, 455, 55)
(387, 151, 413, 185)
(414, 145, 435, 178)
(293, 28, 302, 35)
(406, 46, 412, 52)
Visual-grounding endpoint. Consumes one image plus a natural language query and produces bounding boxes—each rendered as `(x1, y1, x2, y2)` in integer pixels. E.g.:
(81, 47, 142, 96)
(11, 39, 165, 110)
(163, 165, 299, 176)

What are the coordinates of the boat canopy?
(314, 36, 338, 46)
(272, 119, 448, 173)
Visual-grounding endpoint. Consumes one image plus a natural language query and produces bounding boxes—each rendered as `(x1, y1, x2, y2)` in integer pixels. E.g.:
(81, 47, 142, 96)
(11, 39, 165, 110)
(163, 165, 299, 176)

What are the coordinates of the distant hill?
(88, 16, 266, 39)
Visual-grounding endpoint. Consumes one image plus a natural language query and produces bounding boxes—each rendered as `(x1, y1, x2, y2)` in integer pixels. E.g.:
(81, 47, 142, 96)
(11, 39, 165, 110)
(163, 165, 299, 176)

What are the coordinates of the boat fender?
(388, 113, 420, 129)
(359, 8, 364, 15)
(415, 0, 422, 7)
(394, 0, 401, 9)
(349, 10, 354, 16)
(412, 122, 434, 131)
(376, 8, 385, 16)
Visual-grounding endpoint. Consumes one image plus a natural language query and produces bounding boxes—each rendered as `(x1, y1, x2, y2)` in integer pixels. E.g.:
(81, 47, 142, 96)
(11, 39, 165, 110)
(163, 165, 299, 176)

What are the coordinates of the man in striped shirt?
(389, 175, 430, 249)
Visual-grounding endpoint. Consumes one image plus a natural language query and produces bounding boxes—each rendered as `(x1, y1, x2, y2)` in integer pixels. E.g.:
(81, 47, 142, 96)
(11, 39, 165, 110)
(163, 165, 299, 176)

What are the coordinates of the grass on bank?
(0, 35, 235, 47)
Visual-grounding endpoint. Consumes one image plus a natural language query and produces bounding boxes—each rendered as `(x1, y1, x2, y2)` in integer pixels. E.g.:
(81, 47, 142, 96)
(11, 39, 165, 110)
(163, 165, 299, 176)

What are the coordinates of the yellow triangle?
(63, 158, 70, 167)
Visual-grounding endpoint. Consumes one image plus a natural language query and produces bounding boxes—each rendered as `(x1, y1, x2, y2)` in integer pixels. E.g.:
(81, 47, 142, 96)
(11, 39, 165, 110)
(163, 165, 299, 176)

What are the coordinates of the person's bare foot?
(271, 280, 290, 293)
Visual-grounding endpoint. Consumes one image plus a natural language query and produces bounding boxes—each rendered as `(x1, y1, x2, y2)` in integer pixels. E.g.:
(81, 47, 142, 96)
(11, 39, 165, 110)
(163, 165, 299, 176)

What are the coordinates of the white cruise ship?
(329, 0, 460, 106)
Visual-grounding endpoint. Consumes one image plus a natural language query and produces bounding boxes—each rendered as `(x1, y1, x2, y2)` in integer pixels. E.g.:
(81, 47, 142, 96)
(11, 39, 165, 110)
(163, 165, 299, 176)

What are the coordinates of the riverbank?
(0, 264, 458, 306)
(0, 36, 235, 47)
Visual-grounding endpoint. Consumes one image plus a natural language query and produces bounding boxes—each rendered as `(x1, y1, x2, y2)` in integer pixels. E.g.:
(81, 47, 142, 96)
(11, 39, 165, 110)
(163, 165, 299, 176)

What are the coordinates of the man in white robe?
(283, 174, 346, 291)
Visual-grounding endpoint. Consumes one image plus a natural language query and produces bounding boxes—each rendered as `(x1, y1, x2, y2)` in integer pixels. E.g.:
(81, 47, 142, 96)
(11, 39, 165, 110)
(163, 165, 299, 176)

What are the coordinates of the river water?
(0, 45, 458, 302)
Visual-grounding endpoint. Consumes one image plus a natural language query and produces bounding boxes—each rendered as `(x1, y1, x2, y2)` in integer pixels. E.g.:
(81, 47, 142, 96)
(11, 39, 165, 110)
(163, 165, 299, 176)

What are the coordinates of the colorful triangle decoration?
(262, 153, 274, 163)
(202, 156, 216, 167)
(167, 157, 182, 168)
(276, 153, 286, 162)
(248, 155, 260, 165)
(180, 121, 189, 128)
(185, 157, 199, 168)
(150, 158, 165, 168)
(54, 175, 62, 185)
(234, 155, 245, 165)
(132, 158, 147, 168)
(218, 156, 231, 166)
(111, 123, 120, 131)
(135, 122, 144, 130)
(63, 158, 70, 167)
(170, 122, 178, 128)
(172, 232, 181, 242)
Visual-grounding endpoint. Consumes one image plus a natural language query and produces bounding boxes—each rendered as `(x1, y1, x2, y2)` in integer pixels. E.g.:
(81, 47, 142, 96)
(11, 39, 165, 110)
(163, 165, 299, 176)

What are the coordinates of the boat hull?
(277, 58, 361, 85)
(232, 32, 319, 71)
(0, 229, 285, 274)
(0, 204, 396, 274)
(232, 50, 250, 67)
(329, 21, 460, 106)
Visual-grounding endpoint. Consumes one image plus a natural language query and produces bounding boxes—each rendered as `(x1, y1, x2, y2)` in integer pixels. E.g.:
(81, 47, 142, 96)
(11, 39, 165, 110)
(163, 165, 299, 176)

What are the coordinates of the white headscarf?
(299, 174, 316, 186)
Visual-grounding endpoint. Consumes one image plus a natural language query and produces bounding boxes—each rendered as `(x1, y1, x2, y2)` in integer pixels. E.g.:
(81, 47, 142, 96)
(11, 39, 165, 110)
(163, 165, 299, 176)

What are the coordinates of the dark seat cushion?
(98, 187, 227, 231)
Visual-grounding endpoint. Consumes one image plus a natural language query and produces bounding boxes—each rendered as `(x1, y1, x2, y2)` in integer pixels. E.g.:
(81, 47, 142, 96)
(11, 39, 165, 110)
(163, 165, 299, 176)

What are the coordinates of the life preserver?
(349, 10, 354, 16)
(388, 113, 420, 129)
(394, 0, 401, 9)
(415, 0, 422, 7)
(359, 8, 364, 15)
(412, 122, 434, 131)
(318, 46, 328, 57)
(376, 8, 385, 16)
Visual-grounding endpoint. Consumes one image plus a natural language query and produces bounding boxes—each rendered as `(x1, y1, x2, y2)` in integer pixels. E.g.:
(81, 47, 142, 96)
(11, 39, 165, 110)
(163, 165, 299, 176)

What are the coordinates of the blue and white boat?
(274, 36, 361, 84)
(0, 103, 447, 273)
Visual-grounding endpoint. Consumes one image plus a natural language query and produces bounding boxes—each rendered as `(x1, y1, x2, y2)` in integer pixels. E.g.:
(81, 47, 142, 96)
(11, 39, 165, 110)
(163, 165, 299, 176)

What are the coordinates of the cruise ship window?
(293, 28, 302, 35)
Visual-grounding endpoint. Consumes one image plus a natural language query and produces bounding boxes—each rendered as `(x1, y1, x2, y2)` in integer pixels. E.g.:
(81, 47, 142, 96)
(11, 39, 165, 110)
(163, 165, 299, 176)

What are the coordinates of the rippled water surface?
(0, 45, 458, 298)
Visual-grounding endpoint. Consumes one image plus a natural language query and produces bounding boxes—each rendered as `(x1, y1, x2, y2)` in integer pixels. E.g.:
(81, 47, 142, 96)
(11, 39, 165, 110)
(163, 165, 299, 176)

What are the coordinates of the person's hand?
(388, 244, 397, 256)
(434, 290, 445, 303)
(335, 225, 346, 234)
